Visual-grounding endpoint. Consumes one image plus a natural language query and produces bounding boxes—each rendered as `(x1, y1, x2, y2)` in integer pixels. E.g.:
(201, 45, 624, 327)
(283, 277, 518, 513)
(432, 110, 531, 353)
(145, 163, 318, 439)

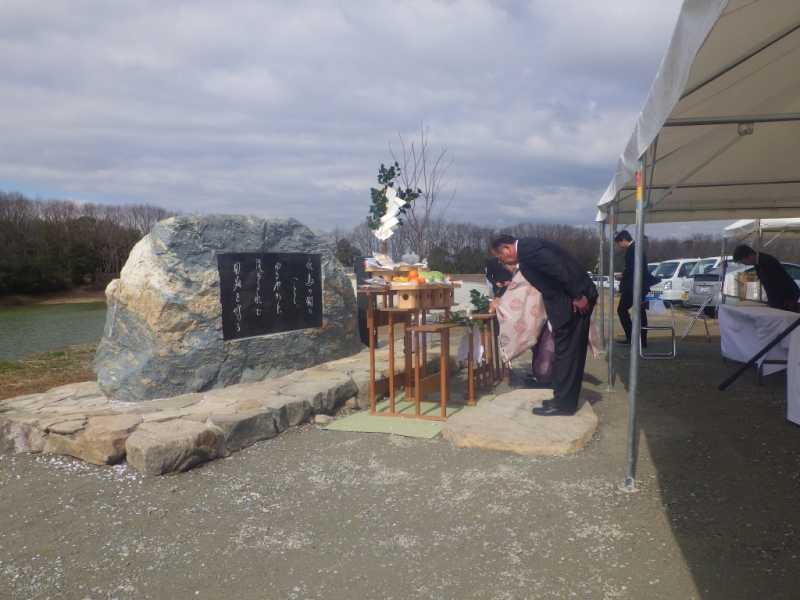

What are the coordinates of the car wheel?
(704, 306, 717, 318)
(662, 300, 671, 307)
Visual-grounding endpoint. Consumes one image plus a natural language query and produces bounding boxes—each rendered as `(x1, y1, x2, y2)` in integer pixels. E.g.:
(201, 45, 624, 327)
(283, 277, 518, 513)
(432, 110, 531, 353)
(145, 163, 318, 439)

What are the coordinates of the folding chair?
(640, 295, 677, 359)
(680, 295, 713, 342)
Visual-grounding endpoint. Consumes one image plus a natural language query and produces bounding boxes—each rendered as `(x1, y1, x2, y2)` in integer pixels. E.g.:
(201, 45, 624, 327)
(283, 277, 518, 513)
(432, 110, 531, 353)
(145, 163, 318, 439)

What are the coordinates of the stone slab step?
(441, 389, 598, 456)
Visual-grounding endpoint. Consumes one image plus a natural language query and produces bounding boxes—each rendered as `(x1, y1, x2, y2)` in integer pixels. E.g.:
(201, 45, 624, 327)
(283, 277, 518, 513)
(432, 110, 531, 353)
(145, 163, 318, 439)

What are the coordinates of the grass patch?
(0, 360, 24, 374)
(0, 344, 95, 400)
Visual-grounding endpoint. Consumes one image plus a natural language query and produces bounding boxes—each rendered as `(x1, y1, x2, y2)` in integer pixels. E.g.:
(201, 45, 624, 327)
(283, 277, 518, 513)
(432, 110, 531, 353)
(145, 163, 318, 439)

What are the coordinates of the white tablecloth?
(718, 305, 800, 424)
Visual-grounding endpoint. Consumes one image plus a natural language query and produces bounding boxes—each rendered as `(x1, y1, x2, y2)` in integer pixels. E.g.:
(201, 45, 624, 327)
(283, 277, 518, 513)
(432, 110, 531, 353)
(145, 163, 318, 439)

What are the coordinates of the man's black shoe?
(532, 405, 575, 417)
(541, 398, 556, 408)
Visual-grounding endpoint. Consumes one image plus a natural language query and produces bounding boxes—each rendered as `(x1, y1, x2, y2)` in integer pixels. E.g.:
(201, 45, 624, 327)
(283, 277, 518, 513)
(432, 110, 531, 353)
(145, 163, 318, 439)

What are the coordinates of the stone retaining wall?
(1, 338, 459, 476)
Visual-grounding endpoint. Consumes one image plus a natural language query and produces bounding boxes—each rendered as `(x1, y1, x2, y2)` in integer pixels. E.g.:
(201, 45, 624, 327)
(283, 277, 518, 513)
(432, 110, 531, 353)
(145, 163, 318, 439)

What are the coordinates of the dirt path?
(1, 311, 799, 599)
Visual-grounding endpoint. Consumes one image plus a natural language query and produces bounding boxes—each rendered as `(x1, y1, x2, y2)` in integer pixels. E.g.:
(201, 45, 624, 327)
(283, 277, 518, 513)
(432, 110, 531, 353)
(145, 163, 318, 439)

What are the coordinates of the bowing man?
(491, 234, 598, 416)
(733, 245, 800, 312)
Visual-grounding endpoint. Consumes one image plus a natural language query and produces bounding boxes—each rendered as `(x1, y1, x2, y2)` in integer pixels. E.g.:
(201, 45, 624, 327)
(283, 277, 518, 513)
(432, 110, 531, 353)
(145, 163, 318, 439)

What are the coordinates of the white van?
(649, 258, 700, 306)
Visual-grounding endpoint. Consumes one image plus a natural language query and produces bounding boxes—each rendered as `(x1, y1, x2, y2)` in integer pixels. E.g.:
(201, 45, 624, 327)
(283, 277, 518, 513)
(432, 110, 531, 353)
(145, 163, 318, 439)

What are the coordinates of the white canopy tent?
(595, 0, 800, 488)
(723, 218, 800, 239)
(598, 0, 800, 225)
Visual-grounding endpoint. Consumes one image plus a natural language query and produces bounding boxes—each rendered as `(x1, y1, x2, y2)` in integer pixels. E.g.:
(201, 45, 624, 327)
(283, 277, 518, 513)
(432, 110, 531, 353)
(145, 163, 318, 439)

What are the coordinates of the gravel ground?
(2, 309, 800, 599)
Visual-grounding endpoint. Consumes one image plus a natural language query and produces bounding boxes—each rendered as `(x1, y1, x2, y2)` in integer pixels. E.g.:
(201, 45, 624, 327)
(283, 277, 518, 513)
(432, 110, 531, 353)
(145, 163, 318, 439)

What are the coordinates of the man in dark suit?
(491, 234, 598, 416)
(733, 245, 800, 312)
(615, 230, 655, 347)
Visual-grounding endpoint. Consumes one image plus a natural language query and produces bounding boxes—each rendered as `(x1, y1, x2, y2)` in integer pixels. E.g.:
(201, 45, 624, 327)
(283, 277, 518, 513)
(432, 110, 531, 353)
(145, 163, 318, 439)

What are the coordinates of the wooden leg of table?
(478, 328, 486, 387)
(367, 297, 376, 414)
(440, 330, 449, 419)
(484, 327, 492, 385)
(421, 311, 428, 379)
(468, 327, 476, 405)
(388, 311, 395, 415)
(475, 326, 482, 389)
(491, 319, 501, 383)
(414, 329, 422, 416)
(404, 320, 412, 399)
(485, 323, 494, 385)
(464, 327, 472, 404)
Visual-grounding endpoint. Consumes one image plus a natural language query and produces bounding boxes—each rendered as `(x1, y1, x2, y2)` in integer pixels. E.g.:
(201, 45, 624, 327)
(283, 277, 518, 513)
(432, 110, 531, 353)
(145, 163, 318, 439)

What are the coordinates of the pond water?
(0, 282, 492, 362)
(0, 302, 107, 361)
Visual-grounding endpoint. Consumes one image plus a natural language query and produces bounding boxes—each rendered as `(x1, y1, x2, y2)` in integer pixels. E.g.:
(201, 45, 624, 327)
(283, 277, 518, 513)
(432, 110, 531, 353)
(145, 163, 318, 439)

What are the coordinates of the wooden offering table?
(358, 282, 458, 420)
(464, 313, 504, 406)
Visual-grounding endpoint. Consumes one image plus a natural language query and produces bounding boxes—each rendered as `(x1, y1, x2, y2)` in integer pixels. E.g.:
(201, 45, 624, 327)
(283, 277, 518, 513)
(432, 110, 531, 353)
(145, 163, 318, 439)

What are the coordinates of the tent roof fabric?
(723, 218, 800, 238)
(597, 0, 800, 225)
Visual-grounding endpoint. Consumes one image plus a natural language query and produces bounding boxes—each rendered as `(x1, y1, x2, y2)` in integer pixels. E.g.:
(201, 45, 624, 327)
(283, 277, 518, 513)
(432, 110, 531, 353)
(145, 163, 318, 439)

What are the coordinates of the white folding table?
(718, 305, 800, 425)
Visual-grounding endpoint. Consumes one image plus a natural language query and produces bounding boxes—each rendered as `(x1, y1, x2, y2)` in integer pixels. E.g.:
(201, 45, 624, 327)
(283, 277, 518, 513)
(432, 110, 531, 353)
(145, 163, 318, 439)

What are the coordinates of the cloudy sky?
(0, 0, 693, 232)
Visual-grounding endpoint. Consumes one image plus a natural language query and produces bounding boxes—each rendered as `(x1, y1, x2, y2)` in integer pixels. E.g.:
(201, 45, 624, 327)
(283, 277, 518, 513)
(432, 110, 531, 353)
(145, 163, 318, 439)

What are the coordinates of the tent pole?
(625, 149, 650, 490)
(719, 237, 728, 307)
(606, 203, 616, 391)
(599, 220, 606, 351)
(756, 219, 763, 303)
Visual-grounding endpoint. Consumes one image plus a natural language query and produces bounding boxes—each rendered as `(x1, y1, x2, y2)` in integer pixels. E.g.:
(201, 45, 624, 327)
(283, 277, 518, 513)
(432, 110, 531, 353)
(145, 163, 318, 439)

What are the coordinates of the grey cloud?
(0, 0, 684, 231)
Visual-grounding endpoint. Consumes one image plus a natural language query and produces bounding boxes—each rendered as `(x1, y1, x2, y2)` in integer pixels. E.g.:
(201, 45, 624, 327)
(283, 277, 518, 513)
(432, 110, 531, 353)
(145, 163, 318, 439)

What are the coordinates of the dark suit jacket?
(620, 242, 653, 299)
(516, 238, 598, 329)
(756, 252, 800, 310)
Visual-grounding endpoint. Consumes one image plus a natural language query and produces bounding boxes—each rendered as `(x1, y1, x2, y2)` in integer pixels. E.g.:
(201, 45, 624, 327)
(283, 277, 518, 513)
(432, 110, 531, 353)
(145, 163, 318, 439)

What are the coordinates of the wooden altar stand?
(463, 313, 504, 406)
(359, 283, 459, 421)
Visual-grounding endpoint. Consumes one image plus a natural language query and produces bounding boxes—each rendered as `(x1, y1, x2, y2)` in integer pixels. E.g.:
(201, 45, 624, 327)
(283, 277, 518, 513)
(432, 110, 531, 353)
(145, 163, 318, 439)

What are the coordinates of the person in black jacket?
(491, 234, 598, 416)
(485, 256, 513, 298)
(614, 230, 655, 347)
(733, 245, 800, 312)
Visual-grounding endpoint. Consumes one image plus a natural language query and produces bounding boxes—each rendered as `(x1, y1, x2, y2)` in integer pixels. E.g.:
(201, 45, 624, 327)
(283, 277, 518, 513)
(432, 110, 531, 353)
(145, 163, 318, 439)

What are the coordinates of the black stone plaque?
(217, 253, 323, 341)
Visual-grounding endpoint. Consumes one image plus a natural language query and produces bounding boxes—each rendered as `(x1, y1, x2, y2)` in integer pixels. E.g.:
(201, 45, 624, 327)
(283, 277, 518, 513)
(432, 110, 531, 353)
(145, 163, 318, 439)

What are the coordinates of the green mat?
(323, 399, 476, 439)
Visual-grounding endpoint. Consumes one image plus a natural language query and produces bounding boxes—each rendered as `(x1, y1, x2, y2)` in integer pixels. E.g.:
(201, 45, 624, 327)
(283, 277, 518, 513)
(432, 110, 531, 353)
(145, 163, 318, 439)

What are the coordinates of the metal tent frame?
(597, 0, 800, 490)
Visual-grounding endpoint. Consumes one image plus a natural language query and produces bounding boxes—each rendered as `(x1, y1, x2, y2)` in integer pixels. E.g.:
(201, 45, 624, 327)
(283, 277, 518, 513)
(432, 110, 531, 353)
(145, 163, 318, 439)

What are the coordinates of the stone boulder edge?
(208, 410, 283, 454)
(0, 416, 46, 454)
(125, 420, 227, 476)
(441, 389, 599, 456)
(43, 414, 142, 465)
(94, 215, 361, 402)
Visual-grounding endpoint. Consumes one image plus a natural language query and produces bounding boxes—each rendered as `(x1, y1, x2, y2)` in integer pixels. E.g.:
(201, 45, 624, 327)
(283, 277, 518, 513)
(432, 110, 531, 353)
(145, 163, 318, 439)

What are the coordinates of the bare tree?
(390, 125, 455, 259)
(349, 221, 381, 255)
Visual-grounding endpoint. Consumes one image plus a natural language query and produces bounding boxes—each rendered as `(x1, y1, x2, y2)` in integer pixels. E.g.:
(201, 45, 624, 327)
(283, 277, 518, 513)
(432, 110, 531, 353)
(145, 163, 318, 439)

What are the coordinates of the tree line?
(6, 186, 800, 297)
(333, 219, 800, 274)
(0, 191, 172, 295)
(333, 219, 608, 273)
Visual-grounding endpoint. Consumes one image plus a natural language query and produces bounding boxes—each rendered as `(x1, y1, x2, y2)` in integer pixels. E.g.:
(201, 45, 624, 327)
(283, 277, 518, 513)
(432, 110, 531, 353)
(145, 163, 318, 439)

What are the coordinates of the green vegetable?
(470, 289, 490, 313)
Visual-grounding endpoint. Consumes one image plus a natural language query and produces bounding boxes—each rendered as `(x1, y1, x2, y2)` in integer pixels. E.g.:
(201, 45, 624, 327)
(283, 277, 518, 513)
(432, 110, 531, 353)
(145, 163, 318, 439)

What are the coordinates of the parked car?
(590, 274, 619, 291)
(684, 256, 738, 314)
(690, 256, 726, 277)
(690, 261, 800, 314)
(649, 258, 700, 306)
(685, 256, 732, 307)
(648, 262, 660, 275)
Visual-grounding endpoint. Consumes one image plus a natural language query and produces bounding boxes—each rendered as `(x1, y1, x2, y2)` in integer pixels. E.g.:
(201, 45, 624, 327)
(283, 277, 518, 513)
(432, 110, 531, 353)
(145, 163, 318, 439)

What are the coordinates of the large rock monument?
(95, 215, 361, 402)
